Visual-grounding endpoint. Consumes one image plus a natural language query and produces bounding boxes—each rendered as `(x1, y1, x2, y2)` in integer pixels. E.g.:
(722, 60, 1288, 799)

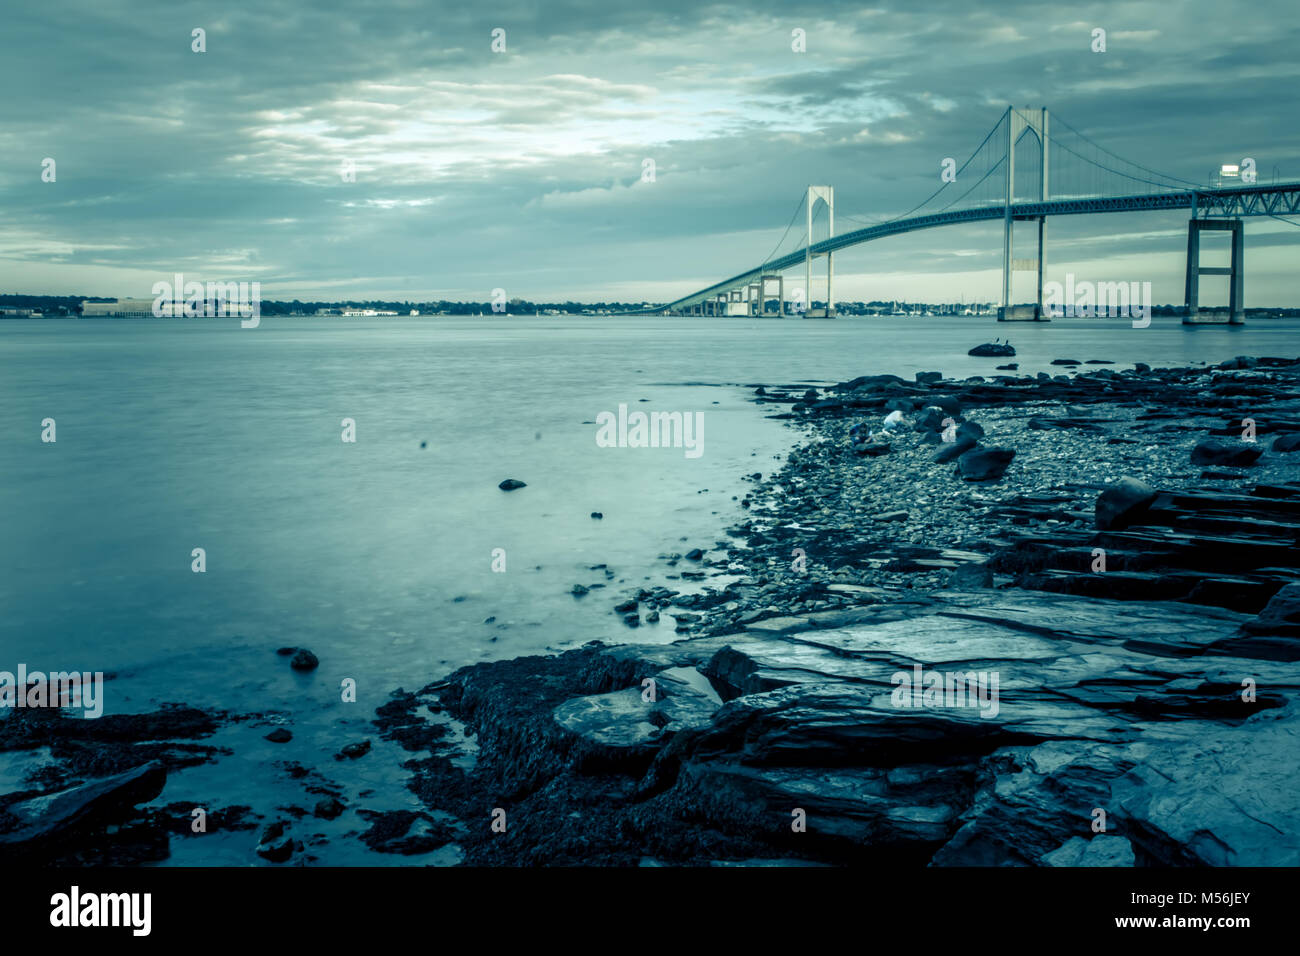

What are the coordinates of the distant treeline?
(4, 294, 1299, 317)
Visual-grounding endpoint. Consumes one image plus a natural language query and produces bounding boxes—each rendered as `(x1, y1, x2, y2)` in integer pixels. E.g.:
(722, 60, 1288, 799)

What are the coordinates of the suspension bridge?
(651, 106, 1300, 323)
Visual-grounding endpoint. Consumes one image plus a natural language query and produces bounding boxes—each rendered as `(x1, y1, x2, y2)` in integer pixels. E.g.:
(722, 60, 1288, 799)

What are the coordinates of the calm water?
(1, 313, 1295, 863)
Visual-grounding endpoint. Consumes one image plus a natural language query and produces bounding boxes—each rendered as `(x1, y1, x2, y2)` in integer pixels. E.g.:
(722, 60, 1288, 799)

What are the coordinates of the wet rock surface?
(384, 356, 1300, 866)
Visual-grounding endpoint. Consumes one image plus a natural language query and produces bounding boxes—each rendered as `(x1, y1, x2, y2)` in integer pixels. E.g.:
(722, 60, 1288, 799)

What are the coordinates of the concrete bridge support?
(1184, 218, 1245, 324)
(757, 274, 782, 317)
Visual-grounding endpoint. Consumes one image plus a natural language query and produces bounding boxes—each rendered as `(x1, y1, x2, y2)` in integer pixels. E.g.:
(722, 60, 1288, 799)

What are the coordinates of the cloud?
(0, 0, 1296, 303)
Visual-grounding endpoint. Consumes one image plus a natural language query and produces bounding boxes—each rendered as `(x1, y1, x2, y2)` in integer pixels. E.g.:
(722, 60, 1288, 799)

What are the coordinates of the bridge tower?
(1183, 212, 1245, 324)
(805, 186, 834, 317)
(999, 107, 1049, 322)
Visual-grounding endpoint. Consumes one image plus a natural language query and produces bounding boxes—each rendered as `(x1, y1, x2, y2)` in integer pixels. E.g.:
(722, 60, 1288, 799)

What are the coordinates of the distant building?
(80, 298, 168, 317)
(0, 307, 34, 317)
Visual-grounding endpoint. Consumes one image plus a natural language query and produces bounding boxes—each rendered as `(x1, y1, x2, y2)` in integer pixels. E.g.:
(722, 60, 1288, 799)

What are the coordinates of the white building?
(80, 298, 159, 317)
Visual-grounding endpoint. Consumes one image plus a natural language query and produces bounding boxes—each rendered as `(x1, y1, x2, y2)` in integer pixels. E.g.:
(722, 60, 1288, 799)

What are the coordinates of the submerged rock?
(498, 479, 527, 491)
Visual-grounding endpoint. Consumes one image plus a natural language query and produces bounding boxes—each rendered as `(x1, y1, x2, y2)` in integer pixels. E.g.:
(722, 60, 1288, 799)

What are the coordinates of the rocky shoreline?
(4, 351, 1299, 865)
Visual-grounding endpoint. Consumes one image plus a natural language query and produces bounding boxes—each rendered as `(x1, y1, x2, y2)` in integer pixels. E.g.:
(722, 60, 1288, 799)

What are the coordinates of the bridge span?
(649, 107, 1300, 324)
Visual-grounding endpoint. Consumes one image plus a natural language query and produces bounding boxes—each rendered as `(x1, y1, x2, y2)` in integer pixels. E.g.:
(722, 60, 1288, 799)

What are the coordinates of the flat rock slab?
(0, 760, 166, 851)
(427, 587, 1300, 866)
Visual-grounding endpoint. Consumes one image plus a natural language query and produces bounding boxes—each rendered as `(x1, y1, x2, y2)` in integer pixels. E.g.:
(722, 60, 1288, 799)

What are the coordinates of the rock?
(357, 810, 452, 855)
(0, 761, 166, 853)
(1218, 355, 1258, 370)
(1109, 714, 1298, 865)
(685, 549, 705, 561)
(1042, 836, 1135, 866)
(995, 363, 1018, 371)
(571, 584, 590, 597)
(873, 510, 909, 523)
(932, 435, 978, 463)
(290, 649, 319, 671)
(956, 446, 1016, 481)
(1241, 583, 1300, 637)
(1051, 358, 1081, 366)
(339, 740, 371, 760)
(929, 396, 962, 416)
(498, 479, 527, 491)
(275, 647, 296, 656)
(914, 406, 948, 431)
(615, 599, 638, 613)
(647, 610, 660, 623)
(591, 511, 604, 519)
(915, 371, 943, 384)
(1095, 477, 1158, 530)
(948, 563, 994, 588)
(314, 797, 346, 820)
(957, 421, 985, 441)
(1273, 434, 1300, 453)
(624, 614, 641, 628)
(264, 728, 293, 743)
(1133, 362, 1150, 373)
(1189, 440, 1262, 467)
(854, 442, 891, 456)
(968, 343, 1015, 357)
(255, 822, 295, 862)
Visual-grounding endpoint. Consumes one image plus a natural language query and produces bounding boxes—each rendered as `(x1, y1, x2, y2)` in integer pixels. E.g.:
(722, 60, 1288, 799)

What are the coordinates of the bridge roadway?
(659, 182, 1300, 314)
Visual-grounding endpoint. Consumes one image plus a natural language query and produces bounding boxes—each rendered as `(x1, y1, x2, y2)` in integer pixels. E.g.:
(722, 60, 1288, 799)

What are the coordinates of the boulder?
(1095, 477, 1158, 530)
(290, 649, 319, 671)
(854, 442, 892, 457)
(1189, 440, 1262, 467)
(932, 435, 978, 463)
(956, 446, 1016, 481)
(929, 396, 962, 416)
(968, 343, 1015, 357)
(1241, 583, 1300, 637)
(915, 371, 943, 384)
(914, 406, 947, 432)
(1273, 433, 1300, 453)
(1218, 355, 1258, 370)
(498, 478, 527, 491)
(948, 563, 994, 589)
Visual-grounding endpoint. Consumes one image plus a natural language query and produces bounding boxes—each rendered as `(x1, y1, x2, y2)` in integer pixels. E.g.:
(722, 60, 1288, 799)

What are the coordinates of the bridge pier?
(1184, 218, 1245, 325)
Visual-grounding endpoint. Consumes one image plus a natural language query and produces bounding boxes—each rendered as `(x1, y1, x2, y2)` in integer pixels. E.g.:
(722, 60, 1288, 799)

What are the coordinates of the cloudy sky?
(2, 0, 1298, 305)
